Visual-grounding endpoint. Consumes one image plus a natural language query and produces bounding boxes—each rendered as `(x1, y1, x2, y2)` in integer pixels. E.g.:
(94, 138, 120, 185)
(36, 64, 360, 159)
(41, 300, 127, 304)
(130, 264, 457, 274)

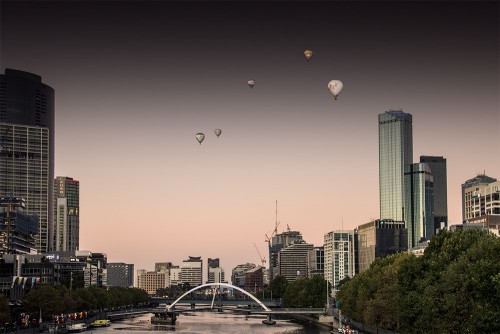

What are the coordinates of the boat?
(67, 322, 88, 333)
(90, 319, 111, 327)
(151, 313, 176, 325)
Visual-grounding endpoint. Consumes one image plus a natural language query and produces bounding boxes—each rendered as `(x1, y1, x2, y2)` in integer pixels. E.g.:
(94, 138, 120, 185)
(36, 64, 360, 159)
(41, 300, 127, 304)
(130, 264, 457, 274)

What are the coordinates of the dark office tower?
(420, 156, 448, 232)
(378, 111, 413, 221)
(0, 69, 55, 253)
(107, 263, 134, 288)
(404, 163, 434, 248)
(54, 177, 80, 252)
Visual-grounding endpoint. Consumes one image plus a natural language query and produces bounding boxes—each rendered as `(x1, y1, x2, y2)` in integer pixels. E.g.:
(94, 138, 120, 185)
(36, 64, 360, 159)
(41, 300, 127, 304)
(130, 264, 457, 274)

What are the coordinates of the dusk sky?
(1, 1, 498, 280)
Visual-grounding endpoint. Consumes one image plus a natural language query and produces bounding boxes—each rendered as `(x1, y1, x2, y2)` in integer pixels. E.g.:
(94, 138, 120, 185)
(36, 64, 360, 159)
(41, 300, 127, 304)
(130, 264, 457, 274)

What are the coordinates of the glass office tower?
(404, 163, 434, 248)
(0, 69, 55, 253)
(378, 111, 413, 221)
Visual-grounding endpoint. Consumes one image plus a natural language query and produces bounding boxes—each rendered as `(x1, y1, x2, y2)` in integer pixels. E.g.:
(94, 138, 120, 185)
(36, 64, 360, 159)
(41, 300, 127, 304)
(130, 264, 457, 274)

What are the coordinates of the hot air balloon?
(195, 133, 205, 145)
(247, 79, 255, 89)
(304, 49, 313, 62)
(327, 80, 343, 100)
(214, 129, 222, 138)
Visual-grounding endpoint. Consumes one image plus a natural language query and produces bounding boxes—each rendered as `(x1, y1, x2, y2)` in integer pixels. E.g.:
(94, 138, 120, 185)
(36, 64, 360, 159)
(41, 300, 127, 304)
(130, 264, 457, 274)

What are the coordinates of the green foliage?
(336, 229, 500, 333)
(282, 275, 330, 308)
(266, 275, 288, 299)
(22, 285, 149, 319)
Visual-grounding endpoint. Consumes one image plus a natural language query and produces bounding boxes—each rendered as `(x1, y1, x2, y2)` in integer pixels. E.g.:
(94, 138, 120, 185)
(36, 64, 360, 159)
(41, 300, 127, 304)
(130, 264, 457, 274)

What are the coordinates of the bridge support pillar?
(262, 314, 276, 325)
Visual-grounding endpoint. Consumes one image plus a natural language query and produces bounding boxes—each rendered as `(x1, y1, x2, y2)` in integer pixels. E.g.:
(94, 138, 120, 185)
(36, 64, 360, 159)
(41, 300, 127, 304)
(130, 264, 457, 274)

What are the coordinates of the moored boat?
(90, 319, 111, 327)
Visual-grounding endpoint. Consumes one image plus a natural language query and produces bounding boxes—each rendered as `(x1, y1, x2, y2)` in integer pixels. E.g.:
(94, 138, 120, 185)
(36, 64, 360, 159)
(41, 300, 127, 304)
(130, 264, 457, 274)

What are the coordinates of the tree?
(267, 275, 288, 299)
(0, 294, 11, 324)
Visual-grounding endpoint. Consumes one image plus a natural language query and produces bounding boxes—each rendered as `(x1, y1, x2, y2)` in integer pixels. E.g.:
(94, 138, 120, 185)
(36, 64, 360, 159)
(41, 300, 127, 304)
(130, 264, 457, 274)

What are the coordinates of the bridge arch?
(166, 282, 271, 312)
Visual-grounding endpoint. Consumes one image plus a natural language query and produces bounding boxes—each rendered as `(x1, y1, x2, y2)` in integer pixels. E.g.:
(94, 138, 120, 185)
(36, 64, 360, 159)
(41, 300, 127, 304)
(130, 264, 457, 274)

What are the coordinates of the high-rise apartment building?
(278, 241, 314, 282)
(356, 219, 407, 273)
(420, 156, 448, 231)
(378, 111, 413, 221)
(324, 230, 356, 293)
(107, 262, 134, 288)
(268, 230, 303, 279)
(181, 256, 202, 287)
(405, 163, 434, 248)
(53, 177, 79, 252)
(0, 69, 55, 253)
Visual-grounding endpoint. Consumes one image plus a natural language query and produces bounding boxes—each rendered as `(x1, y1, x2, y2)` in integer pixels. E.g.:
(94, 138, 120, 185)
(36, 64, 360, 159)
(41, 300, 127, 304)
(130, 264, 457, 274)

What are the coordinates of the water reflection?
(104, 312, 331, 334)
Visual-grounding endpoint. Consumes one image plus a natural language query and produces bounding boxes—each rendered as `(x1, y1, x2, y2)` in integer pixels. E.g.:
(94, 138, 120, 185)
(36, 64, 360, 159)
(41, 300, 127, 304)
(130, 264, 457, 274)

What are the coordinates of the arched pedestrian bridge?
(150, 283, 326, 325)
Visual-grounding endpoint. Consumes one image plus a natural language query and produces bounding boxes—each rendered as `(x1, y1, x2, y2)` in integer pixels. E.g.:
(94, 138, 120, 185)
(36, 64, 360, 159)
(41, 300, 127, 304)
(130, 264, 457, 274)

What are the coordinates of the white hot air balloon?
(195, 133, 205, 145)
(214, 129, 222, 138)
(247, 79, 255, 89)
(327, 80, 343, 100)
(304, 49, 313, 62)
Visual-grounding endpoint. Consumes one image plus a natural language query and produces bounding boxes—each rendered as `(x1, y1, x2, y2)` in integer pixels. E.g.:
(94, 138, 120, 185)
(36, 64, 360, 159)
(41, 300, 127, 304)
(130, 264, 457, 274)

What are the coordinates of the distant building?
(206, 258, 226, 284)
(231, 263, 256, 288)
(324, 230, 356, 292)
(1, 68, 55, 253)
(155, 262, 173, 273)
(462, 175, 499, 228)
(307, 246, 324, 278)
(53, 177, 80, 252)
(107, 262, 134, 288)
(356, 219, 407, 273)
(379, 110, 413, 222)
(278, 241, 314, 282)
(137, 270, 169, 296)
(181, 256, 202, 287)
(404, 163, 434, 248)
(269, 230, 303, 279)
(169, 266, 182, 287)
(420, 156, 448, 231)
(461, 173, 497, 223)
(75, 250, 107, 288)
(244, 266, 263, 293)
(0, 197, 38, 255)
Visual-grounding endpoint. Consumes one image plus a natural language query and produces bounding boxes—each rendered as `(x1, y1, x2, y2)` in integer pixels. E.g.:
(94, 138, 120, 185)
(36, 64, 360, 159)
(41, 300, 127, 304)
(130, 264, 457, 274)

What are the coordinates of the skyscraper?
(378, 111, 413, 221)
(54, 177, 79, 252)
(324, 230, 356, 293)
(420, 156, 448, 231)
(0, 69, 55, 253)
(405, 163, 434, 248)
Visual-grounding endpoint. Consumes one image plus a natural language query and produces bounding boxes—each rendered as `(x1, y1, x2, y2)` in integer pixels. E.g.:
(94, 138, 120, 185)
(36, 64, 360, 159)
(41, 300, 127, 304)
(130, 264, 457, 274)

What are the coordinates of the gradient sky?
(1, 1, 499, 280)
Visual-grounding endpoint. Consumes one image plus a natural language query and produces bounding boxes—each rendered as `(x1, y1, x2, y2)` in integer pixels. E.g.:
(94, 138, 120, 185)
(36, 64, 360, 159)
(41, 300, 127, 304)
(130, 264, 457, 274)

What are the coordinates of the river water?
(93, 312, 332, 334)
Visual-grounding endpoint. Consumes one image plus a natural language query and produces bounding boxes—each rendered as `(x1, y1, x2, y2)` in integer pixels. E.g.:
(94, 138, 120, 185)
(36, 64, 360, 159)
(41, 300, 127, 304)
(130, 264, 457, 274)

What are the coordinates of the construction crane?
(253, 242, 266, 267)
(265, 200, 281, 244)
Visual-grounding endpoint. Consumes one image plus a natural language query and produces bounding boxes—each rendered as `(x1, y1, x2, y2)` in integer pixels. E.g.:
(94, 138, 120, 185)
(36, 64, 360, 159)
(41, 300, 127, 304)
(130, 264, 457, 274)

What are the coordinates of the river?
(93, 312, 333, 334)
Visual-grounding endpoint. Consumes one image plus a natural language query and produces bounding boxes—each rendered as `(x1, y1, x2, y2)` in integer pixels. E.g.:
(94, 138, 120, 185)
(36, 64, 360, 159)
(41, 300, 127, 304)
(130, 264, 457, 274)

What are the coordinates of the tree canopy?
(336, 229, 500, 333)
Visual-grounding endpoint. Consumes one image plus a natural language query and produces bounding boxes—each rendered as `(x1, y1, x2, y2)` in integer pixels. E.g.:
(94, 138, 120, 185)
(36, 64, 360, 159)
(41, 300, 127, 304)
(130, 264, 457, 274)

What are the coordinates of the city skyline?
(1, 1, 498, 275)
